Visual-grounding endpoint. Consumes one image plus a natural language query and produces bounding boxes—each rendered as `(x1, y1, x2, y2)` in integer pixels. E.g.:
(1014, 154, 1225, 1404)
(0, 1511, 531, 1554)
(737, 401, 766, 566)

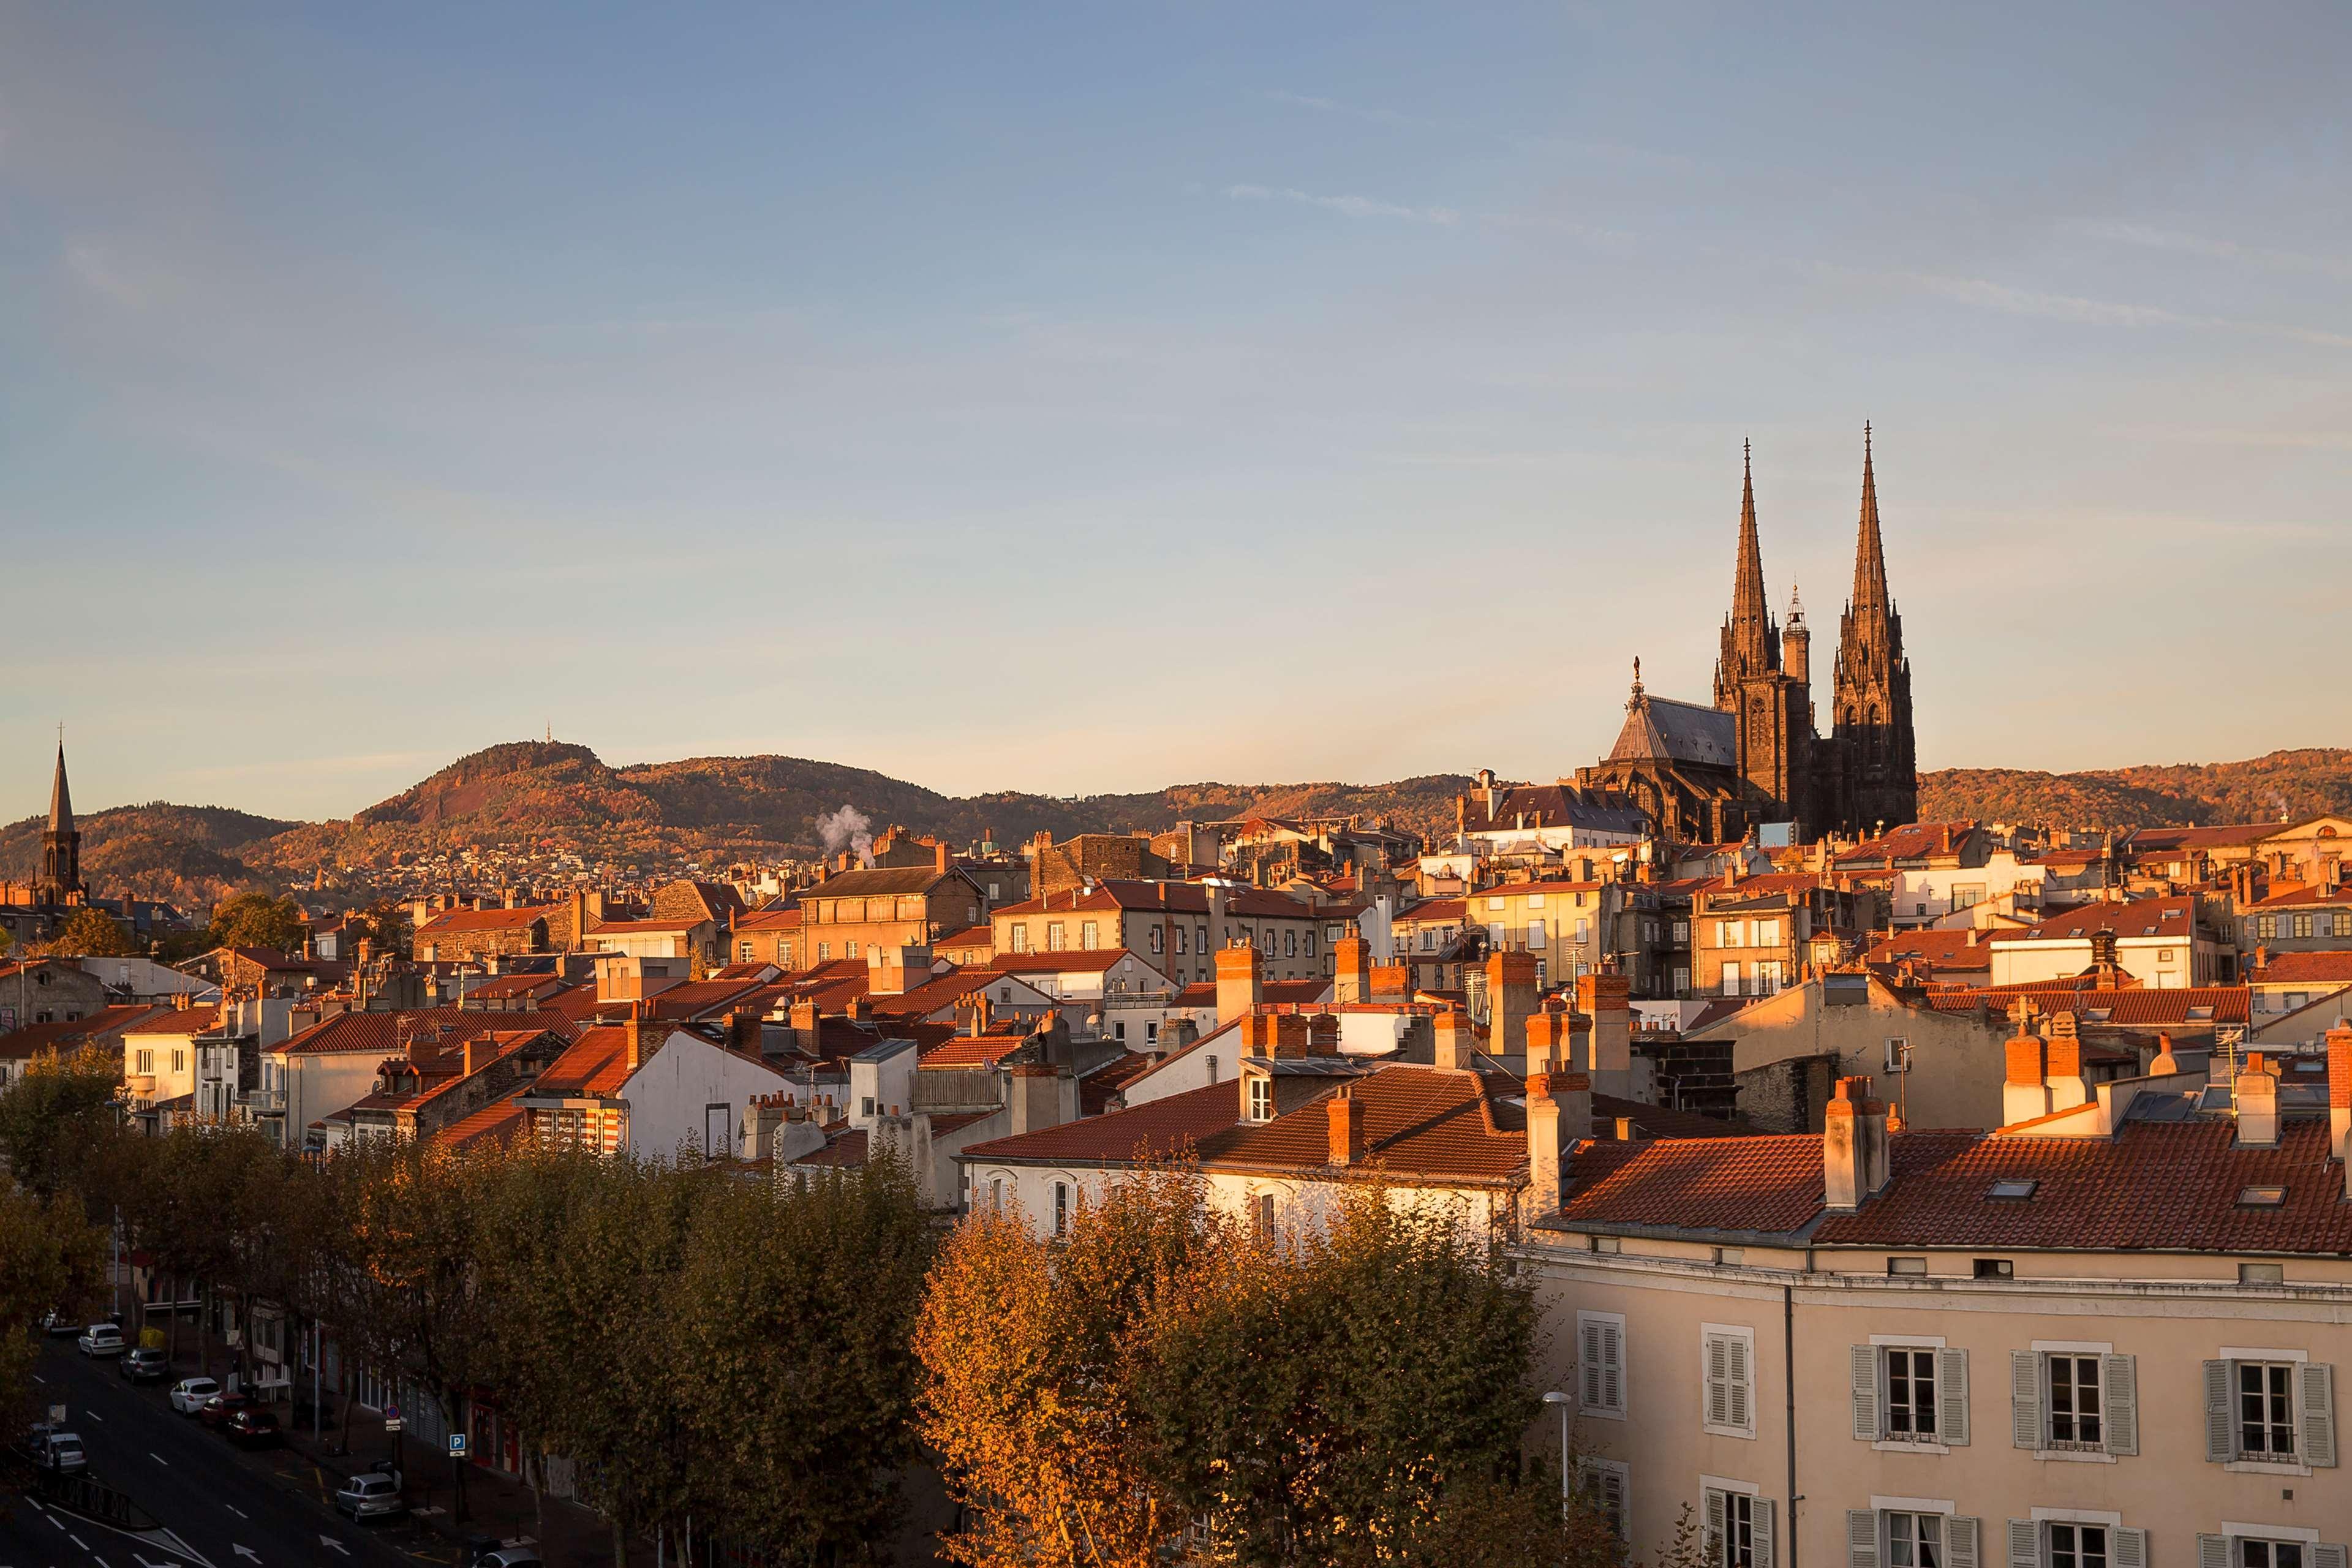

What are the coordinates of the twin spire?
(1726, 426, 1890, 639)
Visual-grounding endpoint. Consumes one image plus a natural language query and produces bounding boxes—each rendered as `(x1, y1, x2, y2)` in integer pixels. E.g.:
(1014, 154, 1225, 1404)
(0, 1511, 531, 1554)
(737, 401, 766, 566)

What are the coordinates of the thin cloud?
(2076, 221, 2352, 283)
(1224, 183, 1458, 225)
(1810, 262, 2352, 351)
(1263, 89, 1438, 129)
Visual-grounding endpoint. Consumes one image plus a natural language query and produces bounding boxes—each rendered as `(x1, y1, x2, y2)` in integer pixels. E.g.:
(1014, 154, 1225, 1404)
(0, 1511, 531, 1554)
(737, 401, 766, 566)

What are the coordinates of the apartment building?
(1691, 875, 1864, 999)
(1520, 1036, 2352, 1568)
(990, 880, 1325, 987)
(2244, 884, 2352, 957)
(1990, 897, 2233, 989)
(797, 853, 990, 971)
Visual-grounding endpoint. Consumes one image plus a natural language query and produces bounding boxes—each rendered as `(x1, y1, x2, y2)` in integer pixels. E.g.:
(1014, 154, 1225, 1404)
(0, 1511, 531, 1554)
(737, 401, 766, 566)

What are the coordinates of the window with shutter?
(2008, 1520, 2038, 1568)
(1579, 1311, 1626, 1417)
(1888, 1512, 1943, 1568)
(1703, 1489, 1765, 1568)
(1578, 1460, 1629, 1545)
(1852, 1345, 1882, 1441)
(2301, 1362, 2338, 1468)
(1703, 1326, 1754, 1437)
(2101, 1354, 2138, 1456)
(1947, 1520, 1981, 1568)
(1849, 1512, 1880, 1568)
(1939, 1347, 1972, 1446)
(2011, 1351, 2041, 1449)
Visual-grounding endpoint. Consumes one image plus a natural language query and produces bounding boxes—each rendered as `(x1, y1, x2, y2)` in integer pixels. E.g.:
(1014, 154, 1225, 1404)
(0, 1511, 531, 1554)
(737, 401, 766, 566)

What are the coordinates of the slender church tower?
(1713, 443, 1819, 834)
(1830, 426, 1918, 832)
(37, 740, 83, 906)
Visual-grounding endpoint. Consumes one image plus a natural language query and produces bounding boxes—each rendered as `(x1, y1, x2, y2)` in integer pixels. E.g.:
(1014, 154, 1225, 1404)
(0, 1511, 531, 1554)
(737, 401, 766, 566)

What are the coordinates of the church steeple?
(1831, 424, 1917, 832)
(1715, 440, 1782, 707)
(37, 736, 83, 905)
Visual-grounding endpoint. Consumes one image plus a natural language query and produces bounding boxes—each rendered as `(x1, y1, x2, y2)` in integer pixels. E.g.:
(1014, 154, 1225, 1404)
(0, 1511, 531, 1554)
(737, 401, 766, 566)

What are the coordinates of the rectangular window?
(2046, 1524, 2114, 1568)
(2260, 915, 2278, 940)
(1009, 926, 1028, 952)
(1285, 930, 1297, 957)
(1196, 924, 1208, 954)
(2296, 914, 2315, 939)
(2335, 912, 2351, 937)
(2048, 1354, 2103, 1449)
(1046, 922, 1066, 951)
(1080, 921, 1099, 950)
(1703, 1327, 1754, 1436)
(1174, 926, 1186, 954)
(135, 1049, 154, 1074)
(1052, 1182, 1069, 1237)
(816, 941, 831, 960)
(1886, 1512, 1942, 1568)
(2240, 1542, 2305, 1568)
(1578, 1311, 1627, 1417)
(1885, 1038, 1911, 1072)
(1708, 1490, 1758, 1568)
(1754, 919, 1781, 947)
(1721, 962, 1741, 997)
(1528, 919, 1547, 948)
(1578, 1460, 1627, 1544)
(739, 941, 753, 962)
(1149, 927, 1164, 954)
(2239, 1361, 2297, 1458)
(1247, 1079, 1272, 1121)
(1575, 919, 1591, 944)
(1756, 960, 1785, 994)
(1885, 1347, 1938, 1440)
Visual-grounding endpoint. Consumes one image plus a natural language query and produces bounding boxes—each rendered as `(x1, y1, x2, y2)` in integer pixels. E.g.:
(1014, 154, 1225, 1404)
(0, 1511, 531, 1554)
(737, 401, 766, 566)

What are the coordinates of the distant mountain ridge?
(6, 742, 2348, 910)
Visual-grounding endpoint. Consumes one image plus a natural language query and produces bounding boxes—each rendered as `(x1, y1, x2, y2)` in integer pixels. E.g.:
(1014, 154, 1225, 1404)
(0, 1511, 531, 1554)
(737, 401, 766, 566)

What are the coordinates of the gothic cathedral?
(1712, 428, 1917, 840)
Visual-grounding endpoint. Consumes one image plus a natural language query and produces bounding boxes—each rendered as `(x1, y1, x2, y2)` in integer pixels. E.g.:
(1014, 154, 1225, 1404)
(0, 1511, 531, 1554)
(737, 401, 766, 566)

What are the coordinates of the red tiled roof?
(2125, 824, 2276, 851)
(1817, 1121, 2352, 1255)
(733, 908, 803, 932)
(415, 906, 550, 935)
(2252, 952, 2352, 985)
(962, 1081, 1240, 1165)
(641, 979, 767, 1020)
(1203, 1066, 1528, 1184)
(993, 950, 1158, 976)
(274, 1007, 570, 1056)
(1865, 930, 1996, 971)
(1836, 823, 1978, 864)
(791, 1129, 870, 1167)
(1922, 985, 2248, 1025)
(1559, 1133, 1846, 1234)
(462, 973, 570, 999)
(124, 1005, 229, 1036)
(530, 1027, 637, 1098)
(2001, 897, 2198, 942)
(435, 1094, 530, 1150)
(920, 1033, 1028, 1069)
(1, 1003, 171, 1058)
(933, 925, 992, 949)
(1171, 979, 1334, 1008)
(2252, 883, 2352, 910)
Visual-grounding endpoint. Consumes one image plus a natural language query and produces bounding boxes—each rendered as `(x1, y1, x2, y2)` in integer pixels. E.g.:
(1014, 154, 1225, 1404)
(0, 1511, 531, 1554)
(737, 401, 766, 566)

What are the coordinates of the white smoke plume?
(818, 804, 875, 867)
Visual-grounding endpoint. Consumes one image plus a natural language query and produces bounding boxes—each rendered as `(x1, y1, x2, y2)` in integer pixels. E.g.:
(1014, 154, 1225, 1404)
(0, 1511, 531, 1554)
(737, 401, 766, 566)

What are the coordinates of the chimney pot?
(1328, 1088, 1367, 1166)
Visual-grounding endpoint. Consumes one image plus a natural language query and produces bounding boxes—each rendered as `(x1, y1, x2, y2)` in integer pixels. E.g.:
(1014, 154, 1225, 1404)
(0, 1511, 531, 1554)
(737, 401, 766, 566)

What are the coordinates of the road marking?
(148, 1454, 167, 1468)
(231, 1548, 260, 1564)
(222, 1507, 245, 1520)
(68, 1537, 89, 1551)
(317, 1539, 349, 1557)
(82, 1412, 101, 1423)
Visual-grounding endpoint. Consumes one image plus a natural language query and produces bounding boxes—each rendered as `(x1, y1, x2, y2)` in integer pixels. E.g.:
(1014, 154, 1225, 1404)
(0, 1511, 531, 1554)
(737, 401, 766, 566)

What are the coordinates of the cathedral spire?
(49, 739, 74, 836)
(1717, 439, 1779, 705)
(1851, 421, 1890, 614)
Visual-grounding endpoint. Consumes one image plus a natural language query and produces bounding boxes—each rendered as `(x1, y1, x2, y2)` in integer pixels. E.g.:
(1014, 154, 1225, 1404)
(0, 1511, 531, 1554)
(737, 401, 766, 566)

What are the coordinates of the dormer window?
(1987, 1178, 2038, 1200)
(1247, 1078, 1272, 1122)
(2238, 1185, 2287, 1208)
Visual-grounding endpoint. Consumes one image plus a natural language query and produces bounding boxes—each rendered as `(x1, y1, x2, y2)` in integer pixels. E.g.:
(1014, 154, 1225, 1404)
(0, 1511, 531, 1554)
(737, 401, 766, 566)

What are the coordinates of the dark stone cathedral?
(1575, 429, 1918, 843)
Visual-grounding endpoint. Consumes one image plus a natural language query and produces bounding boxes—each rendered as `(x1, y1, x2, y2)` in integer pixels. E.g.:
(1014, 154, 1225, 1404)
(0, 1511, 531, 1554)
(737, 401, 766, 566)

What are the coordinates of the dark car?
(224, 1406, 280, 1447)
(197, 1391, 262, 1430)
(119, 1346, 169, 1382)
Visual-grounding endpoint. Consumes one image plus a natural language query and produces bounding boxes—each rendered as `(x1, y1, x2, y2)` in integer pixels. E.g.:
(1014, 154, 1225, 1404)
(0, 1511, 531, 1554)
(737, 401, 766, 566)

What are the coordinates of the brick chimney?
(2003, 1027, 2049, 1126)
(1305, 1013, 1341, 1055)
(1368, 960, 1408, 998)
(1333, 934, 1371, 1005)
(462, 1036, 486, 1077)
(2045, 1012, 2088, 1112)
(1215, 941, 1263, 1026)
(624, 1005, 648, 1074)
(788, 998, 819, 1051)
(1576, 971, 1632, 1096)
(1823, 1076, 1890, 1212)
(1433, 1008, 1477, 1072)
(1327, 1086, 1366, 1166)
(1525, 1001, 1574, 1074)
(2329, 1025, 2352, 1193)
(729, 1008, 762, 1055)
(2235, 1051, 2281, 1147)
(935, 839, 952, 876)
(1486, 950, 1538, 1075)
(1524, 1068, 1591, 1219)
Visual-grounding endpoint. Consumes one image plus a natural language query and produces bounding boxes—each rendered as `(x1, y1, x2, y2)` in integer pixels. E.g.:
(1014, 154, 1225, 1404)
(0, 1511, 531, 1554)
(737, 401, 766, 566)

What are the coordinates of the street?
(2, 1343, 457, 1568)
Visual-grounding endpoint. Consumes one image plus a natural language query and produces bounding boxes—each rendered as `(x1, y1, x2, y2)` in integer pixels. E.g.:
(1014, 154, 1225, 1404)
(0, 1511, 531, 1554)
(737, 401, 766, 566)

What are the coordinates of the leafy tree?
(0, 1045, 129, 1204)
(47, 907, 137, 957)
(0, 1186, 105, 1446)
(672, 1156, 932, 1566)
(346, 900, 413, 961)
(208, 892, 304, 953)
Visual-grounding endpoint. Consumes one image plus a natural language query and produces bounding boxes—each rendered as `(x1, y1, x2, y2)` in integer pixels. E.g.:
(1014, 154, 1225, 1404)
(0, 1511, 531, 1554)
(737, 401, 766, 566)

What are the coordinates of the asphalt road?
(2, 1342, 456, 1568)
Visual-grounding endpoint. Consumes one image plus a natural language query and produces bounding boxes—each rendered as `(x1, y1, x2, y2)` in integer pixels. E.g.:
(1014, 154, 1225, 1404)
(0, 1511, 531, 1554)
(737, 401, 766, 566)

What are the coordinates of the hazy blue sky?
(4, 2, 2347, 823)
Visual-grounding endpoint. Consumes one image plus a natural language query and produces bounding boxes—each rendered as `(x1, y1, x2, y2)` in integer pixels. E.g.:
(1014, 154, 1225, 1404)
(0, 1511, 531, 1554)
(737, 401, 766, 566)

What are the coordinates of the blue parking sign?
(450, 1433, 468, 1457)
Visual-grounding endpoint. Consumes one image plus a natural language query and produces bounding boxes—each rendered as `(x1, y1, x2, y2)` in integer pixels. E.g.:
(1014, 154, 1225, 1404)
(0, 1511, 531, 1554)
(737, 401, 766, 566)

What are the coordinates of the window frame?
(1577, 1310, 1628, 1420)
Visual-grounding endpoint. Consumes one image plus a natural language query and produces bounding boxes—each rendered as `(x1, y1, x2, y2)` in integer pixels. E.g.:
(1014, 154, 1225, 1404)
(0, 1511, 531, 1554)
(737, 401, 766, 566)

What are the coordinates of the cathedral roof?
(1608, 693, 1738, 770)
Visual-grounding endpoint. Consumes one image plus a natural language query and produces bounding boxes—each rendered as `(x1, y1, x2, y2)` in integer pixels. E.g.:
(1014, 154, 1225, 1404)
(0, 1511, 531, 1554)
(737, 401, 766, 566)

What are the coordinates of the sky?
(2, 1, 2348, 824)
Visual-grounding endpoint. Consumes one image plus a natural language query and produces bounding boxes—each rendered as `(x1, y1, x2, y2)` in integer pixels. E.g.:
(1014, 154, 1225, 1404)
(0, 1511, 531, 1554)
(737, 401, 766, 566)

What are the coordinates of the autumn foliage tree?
(916, 1172, 1581, 1568)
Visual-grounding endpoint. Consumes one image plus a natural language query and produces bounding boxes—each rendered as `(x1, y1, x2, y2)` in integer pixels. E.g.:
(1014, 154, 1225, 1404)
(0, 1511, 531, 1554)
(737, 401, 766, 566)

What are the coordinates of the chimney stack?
(1576, 972, 1633, 1096)
(1433, 1008, 1477, 1072)
(1525, 1001, 1574, 1074)
(1523, 1068, 1591, 1220)
(2328, 1025, 2352, 1193)
(1306, 1013, 1341, 1055)
(2044, 1012, 2088, 1111)
(1823, 1076, 1890, 1212)
(462, 1036, 485, 1078)
(2235, 1051, 2281, 1147)
(729, 1008, 761, 1055)
(2003, 1017, 2050, 1126)
(935, 840, 952, 876)
(1333, 933, 1372, 1005)
(625, 1005, 648, 1074)
(1215, 941, 1264, 1027)
(1327, 1086, 1366, 1166)
(1485, 951, 1539, 1076)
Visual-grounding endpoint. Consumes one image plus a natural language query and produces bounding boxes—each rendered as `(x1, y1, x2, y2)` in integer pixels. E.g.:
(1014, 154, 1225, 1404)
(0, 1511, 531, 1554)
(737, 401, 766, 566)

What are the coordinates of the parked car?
(224, 1407, 280, 1447)
(334, 1471, 407, 1521)
(168, 1377, 221, 1415)
(75, 1324, 124, 1358)
(195, 1391, 261, 1430)
(119, 1347, 168, 1383)
(473, 1548, 543, 1568)
(28, 1427, 86, 1474)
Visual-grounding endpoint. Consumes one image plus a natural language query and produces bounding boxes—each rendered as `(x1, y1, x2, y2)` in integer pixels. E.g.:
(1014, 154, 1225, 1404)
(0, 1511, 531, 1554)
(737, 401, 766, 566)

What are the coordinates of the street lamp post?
(1542, 1390, 1572, 1513)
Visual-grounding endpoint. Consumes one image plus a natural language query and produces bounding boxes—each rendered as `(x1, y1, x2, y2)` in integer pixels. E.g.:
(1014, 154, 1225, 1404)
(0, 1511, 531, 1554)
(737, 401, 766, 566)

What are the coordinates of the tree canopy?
(208, 892, 304, 952)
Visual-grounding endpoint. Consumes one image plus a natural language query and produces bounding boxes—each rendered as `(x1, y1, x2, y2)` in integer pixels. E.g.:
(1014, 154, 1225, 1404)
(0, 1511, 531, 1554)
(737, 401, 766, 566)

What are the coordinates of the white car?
(168, 1377, 221, 1415)
(76, 1324, 124, 1358)
(334, 1472, 407, 1520)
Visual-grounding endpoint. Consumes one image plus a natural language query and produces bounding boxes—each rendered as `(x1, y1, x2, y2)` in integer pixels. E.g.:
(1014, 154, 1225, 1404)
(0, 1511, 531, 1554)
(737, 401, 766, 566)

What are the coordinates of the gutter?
(1784, 1280, 1800, 1568)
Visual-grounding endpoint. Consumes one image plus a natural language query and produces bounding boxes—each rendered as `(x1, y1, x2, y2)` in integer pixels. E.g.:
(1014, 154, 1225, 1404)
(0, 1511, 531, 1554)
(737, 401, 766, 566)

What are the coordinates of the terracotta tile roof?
(806, 866, 956, 899)
(926, 1109, 999, 1136)
(992, 880, 1316, 921)
(961, 1081, 1241, 1166)
(1836, 823, 1978, 863)
(1557, 1133, 1983, 1235)
(1922, 985, 2248, 1025)
(124, 1005, 230, 1036)
(2125, 824, 2276, 851)
(537, 988, 611, 1022)
(1865, 930, 1996, 971)
(461, 973, 571, 1000)
(2252, 952, 2352, 985)
(1398, 899, 1468, 923)
(1817, 1121, 2352, 1255)
(415, 906, 550, 935)
(274, 1007, 567, 1057)
(435, 1093, 530, 1150)
(529, 1027, 636, 1098)
(1202, 1066, 1529, 1184)
(642, 979, 768, 1020)
(933, 925, 992, 949)
(992, 950, 1159, 976)
(791, 1129, 870, 1167)
(2252, 883, 2352, 910)
(733, 908, 803, 932)
(2003, 896, 2199, 943)
(1, 1003, 171, 1058)
(919, 1033, 1029, 1069)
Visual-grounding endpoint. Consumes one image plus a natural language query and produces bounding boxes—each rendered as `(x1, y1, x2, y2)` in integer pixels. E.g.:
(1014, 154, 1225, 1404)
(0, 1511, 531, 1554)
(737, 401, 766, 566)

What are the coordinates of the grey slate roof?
(1608, 695, 1738, 769)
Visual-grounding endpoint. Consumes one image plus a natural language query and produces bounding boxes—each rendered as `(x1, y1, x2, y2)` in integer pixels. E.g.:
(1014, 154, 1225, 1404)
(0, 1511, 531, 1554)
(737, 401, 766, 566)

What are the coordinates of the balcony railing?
(244, 1089, 287, 1115)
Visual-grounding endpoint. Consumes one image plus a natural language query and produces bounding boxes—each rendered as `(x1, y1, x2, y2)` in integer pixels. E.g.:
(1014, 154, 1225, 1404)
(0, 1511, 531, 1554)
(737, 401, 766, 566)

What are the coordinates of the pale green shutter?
(2204, 1360, 2234, 1463)
(2010, 1351, 2041, 1450)
(2301, 1362, 2337, 1467)
(1852, 1345, 1880, 1441)
(1939, 1347, 1970, 1446)
(2102, 1354, 2138, 1457)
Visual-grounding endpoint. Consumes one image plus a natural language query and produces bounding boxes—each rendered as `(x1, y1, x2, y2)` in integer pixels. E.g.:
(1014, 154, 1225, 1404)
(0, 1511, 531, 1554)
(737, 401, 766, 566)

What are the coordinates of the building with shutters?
(1517, 1031, 2352, 1568)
